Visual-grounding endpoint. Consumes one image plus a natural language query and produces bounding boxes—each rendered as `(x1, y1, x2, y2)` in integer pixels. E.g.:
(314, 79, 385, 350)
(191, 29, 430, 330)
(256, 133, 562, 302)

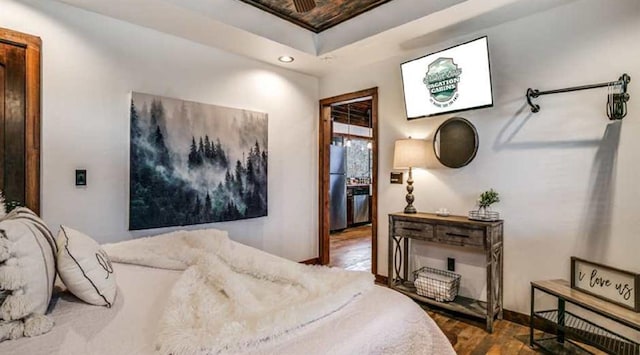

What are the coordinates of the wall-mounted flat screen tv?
(401, 36, 493, 119)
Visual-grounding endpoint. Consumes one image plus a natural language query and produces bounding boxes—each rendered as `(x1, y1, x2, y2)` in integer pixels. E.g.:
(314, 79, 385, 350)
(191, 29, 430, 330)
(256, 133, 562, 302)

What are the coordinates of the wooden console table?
(530, 279, 640, 354)
(388, 212, 504, 332)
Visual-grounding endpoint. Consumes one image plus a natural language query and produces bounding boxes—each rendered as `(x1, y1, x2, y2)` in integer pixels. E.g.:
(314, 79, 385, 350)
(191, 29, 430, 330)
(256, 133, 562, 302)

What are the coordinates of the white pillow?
(56, 226, 117, 307)
(0, 208, 56, 342)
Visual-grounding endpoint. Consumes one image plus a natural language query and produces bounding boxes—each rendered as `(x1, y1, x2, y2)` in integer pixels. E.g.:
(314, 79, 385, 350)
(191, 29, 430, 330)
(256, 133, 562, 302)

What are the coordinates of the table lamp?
(393, 137, 429, 214)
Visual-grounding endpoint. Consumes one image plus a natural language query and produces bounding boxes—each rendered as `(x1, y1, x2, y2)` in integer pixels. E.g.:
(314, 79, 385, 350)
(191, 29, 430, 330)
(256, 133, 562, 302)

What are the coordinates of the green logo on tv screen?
(423, 57, 462, 108)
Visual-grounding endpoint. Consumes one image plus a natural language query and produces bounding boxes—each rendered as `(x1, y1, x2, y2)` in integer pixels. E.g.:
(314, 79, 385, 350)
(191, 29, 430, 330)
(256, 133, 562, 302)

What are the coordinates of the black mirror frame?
(433, 117, 479, 169)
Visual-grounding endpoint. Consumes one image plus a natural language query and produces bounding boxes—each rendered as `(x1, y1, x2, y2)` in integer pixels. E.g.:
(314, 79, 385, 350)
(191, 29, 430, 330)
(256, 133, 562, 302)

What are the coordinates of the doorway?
(318, 88, 378, 276)
(0, 28, 41, 214)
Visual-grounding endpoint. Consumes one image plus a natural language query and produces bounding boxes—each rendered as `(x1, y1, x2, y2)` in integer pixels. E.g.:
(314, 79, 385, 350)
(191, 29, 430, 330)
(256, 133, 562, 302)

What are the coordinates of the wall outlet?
(75, 169, 87, 186)
(447, 257, 455, 272)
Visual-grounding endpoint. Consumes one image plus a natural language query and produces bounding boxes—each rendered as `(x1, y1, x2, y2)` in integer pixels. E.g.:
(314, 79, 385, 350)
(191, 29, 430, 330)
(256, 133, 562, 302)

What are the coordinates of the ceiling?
(332, 99, 372, 128)
(56, 0, 578, 77)
(238, 0, 393, 33)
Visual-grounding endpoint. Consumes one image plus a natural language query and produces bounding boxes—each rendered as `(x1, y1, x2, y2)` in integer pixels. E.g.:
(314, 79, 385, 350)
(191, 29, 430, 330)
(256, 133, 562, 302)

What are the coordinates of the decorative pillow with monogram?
(56, 226, 116, 307)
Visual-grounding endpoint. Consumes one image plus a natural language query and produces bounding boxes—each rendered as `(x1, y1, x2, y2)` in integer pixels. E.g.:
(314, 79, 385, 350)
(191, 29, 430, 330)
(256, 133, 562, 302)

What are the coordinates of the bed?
(0, 229, 455, 355)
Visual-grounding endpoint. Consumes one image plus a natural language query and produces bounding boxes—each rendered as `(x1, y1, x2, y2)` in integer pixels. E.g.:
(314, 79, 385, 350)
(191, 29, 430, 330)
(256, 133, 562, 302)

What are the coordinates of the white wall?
(321, 0, 640, 314)
(4, 0, 639, 316)
(1, 0, 319, 261)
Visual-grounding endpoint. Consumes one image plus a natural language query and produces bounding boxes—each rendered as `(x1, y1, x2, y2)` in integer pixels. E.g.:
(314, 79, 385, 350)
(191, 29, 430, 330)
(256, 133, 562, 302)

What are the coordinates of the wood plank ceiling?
(332, 100, 372, 128)
(237, 0, 394, 33)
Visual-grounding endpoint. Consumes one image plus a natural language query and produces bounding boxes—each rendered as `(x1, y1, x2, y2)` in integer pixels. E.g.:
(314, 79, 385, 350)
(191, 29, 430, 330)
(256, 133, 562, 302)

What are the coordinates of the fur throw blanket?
(103, 230, 373, 354)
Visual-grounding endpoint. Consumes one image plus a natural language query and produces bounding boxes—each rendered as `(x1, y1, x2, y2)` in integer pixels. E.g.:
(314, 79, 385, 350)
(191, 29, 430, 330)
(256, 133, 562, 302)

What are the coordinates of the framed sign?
(571, 257, 640, 312)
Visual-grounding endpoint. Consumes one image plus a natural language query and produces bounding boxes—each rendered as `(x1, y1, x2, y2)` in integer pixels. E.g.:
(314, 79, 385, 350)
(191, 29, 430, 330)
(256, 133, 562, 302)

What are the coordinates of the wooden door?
(0, 28, 41, 214)
(0, 41, 27, 208)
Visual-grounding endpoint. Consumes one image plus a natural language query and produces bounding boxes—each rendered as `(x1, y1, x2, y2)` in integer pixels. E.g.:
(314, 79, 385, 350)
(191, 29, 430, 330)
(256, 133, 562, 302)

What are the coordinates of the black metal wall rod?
(526, 73, 631, 113)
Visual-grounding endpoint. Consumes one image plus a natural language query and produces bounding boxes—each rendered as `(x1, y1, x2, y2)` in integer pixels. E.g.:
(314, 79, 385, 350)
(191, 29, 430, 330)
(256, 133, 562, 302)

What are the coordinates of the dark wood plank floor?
(427, 310, 541, 354)
(329, 225, 371, 271)
(428, 309, 606, 355)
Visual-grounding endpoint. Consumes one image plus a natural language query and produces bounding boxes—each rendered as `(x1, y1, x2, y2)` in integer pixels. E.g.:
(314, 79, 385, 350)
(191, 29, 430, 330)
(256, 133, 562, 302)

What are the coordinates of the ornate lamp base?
(404, 167, 417, 214)
(404, 204, 417, 214)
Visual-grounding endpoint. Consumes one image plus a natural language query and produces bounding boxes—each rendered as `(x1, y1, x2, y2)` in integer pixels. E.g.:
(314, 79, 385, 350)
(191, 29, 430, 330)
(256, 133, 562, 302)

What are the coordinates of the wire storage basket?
(468, 210, 500, 221)
(413, 267, 461, 302)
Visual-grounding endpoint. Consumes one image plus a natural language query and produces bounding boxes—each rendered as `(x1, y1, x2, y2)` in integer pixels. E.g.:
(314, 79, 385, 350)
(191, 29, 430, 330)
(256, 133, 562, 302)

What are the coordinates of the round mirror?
(433, 117, 478, 168)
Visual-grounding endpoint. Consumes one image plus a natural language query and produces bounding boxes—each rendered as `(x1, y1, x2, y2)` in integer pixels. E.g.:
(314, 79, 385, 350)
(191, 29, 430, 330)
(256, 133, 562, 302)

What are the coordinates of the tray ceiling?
(238, 0, 393, 33)
(55, 0, 577, 77)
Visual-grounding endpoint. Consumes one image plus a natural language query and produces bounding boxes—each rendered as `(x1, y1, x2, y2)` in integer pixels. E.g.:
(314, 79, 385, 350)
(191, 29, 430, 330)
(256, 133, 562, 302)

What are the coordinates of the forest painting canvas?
(129, 92, 268, 230)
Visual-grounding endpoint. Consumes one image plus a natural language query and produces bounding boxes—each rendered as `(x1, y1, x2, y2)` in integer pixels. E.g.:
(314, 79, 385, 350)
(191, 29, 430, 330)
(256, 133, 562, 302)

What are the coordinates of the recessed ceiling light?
(278, 56, 294, 63)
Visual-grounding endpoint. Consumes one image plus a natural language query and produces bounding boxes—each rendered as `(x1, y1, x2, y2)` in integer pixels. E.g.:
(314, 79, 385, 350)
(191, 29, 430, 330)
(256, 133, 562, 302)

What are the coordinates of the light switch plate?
(75, 169, 87, 186)
(390, 172, 403, 184)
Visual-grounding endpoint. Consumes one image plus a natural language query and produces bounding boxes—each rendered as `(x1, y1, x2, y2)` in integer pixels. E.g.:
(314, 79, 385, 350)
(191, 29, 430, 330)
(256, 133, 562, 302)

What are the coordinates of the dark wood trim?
(237, 0, 392, 33)
(0, 28, 41, 215)
(319, 88, 377, 107)
(371, 90, 378, 276)
(238, 0, 317, 32)
(503, 309, 557, 334)
(319, 105, 332, 265)
(0, 28, 41, 48)
(300, 257, 320, 265)
(375, 274, 387, 285)
(319, 88, 378, 276)
(502, 309, 527, 326)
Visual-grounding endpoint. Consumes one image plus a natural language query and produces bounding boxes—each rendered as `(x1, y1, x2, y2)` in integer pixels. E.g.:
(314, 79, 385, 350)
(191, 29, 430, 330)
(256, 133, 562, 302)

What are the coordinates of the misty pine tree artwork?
(129, 92, 268, 230)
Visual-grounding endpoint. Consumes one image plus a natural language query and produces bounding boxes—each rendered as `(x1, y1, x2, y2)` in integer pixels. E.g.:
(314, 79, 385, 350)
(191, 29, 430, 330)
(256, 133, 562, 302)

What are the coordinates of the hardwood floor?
(329, 225, 371, 271)
(427, 309, 542, 354)
(428, 308, 606, 354)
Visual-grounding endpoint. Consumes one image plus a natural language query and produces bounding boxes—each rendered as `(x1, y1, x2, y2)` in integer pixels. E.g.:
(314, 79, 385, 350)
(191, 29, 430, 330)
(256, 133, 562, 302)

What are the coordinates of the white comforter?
(103, 229, 374, 354)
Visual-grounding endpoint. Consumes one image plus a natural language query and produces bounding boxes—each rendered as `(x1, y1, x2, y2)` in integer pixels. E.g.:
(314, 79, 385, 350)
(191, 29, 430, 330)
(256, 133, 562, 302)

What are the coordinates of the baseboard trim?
(503, 309, 528, 326)
(503, 309, 557, 334)
(375, 274, 388, 285)
(300, 257, 320, 265)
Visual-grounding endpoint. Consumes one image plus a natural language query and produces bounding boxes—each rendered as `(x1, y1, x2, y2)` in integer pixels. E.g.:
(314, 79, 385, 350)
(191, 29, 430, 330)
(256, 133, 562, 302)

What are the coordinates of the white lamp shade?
(393, 138, 430, 169)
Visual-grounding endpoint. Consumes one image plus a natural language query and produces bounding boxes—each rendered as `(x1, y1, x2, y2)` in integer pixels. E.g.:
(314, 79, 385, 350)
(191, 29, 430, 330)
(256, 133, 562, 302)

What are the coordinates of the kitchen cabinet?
(346, 192, 354, 226)
(347, 185, 370, 227)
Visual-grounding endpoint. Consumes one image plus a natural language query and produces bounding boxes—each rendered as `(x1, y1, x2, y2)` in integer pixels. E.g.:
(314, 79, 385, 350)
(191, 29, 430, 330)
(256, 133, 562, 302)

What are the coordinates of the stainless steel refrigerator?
(329, 145, 347, 231)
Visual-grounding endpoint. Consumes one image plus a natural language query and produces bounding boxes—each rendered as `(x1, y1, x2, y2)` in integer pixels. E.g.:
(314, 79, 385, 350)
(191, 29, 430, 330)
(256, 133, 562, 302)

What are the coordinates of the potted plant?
(475, 189, 500, 220)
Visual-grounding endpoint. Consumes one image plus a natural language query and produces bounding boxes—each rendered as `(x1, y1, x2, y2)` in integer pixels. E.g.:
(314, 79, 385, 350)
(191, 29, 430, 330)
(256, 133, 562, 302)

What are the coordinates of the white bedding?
(102, 229, 377, 354)
(0, 263, 455, 355)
